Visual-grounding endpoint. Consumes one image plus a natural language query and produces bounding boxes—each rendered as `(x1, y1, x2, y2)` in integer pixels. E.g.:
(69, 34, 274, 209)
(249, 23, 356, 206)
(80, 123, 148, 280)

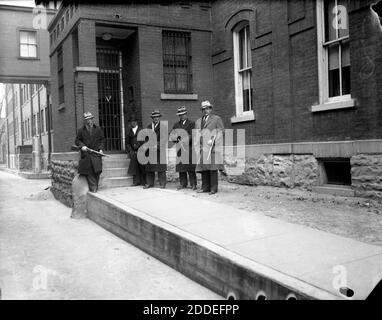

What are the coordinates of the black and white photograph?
(0, 0, 381, 308)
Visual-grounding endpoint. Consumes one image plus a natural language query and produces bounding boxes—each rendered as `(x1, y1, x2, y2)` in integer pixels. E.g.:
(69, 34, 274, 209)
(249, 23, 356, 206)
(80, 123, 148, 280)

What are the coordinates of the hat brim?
(151, 114, 162, 118)
(200, 105, 212, 109)
(84, 116, 94, 120)
(176, 111, 187, 116)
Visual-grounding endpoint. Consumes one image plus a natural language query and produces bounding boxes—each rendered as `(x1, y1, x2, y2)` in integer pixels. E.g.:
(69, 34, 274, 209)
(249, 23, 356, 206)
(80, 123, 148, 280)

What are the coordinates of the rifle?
(71, 145, 111, 157)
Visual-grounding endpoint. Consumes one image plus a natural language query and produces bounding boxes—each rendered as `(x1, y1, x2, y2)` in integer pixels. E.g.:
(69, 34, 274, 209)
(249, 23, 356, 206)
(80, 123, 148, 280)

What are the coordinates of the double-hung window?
(233, 22, 253, 118)
(19, 30, 37, 58)
(315, 0, 355, 111)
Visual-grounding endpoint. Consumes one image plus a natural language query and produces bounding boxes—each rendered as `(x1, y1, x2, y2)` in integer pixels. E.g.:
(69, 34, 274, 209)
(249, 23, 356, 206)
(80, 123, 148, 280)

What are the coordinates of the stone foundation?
(50, 153, 79, 207)
(226, 154, 319, 189)
(351, 154, 382, 200)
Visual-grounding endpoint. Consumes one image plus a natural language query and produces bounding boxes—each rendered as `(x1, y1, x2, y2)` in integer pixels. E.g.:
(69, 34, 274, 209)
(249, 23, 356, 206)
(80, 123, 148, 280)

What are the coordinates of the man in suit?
(169, 106, 197, 190)
(143, 110, 167, 189)
(75, 112, 105, 193)
(125, 114, 146, 186)
(194, 100, 224, 195)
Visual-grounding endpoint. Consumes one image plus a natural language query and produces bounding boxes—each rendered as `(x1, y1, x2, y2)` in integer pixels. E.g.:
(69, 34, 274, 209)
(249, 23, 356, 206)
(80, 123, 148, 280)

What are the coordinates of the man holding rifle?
(195, 100, 224, 195)
(74, 112, 105, 193)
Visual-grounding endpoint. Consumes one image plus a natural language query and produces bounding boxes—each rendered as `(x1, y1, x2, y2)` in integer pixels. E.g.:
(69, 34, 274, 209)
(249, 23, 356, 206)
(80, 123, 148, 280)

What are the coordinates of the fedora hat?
(151, 110, 162, 118)
(176, 106, 187, 116)
(200, 100, 213, 110)
(83, 112, 94, 120)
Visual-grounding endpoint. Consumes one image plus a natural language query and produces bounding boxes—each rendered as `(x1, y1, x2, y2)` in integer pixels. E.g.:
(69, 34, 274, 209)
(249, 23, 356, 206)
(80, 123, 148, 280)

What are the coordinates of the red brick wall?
(211, 0, 382, 145)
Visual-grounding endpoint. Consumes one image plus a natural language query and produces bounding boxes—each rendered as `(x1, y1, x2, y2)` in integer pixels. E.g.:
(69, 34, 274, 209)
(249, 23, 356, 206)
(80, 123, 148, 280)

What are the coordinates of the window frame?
(18, 29, 39, 59)
(232, 21, 254, 120)
(162, 30, 193, 94)
(316, 0, 352, 105)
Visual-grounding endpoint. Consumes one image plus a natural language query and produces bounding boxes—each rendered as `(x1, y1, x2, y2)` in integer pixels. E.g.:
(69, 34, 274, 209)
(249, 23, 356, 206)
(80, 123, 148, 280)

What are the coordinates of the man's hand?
(81, 146, 88, 152)
(99, 150, 104, 154)
(207, 139, 213, 146)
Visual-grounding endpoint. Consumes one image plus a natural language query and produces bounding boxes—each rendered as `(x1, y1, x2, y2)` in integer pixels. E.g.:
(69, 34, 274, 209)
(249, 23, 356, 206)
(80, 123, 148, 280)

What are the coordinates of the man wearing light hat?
(169, 106, 197, 190)
(75, 112, 105, 192)
(194, 100, 224, 195)
(143, 109, 167, 189)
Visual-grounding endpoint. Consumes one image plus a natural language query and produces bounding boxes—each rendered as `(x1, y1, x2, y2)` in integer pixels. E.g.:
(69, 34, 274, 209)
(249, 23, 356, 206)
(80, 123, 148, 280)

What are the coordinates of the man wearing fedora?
(170, 106, 197, 190)
(125, 113, 146, 186)
(194, 100, 224, 195)
(75, 112, 105, 193)
(143, 110, 167, 189)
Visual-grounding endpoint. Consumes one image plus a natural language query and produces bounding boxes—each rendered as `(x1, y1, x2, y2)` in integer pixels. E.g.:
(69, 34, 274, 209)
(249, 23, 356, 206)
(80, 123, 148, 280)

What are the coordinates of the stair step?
(103, 153, 128, 159)
(101, 167, 129, 178)
(103, 158, 130, 169)
(99, 176, 133, 189)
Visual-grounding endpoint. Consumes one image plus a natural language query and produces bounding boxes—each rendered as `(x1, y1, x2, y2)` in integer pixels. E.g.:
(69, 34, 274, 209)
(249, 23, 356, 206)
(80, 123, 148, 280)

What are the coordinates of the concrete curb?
(87, 192, 342, 300)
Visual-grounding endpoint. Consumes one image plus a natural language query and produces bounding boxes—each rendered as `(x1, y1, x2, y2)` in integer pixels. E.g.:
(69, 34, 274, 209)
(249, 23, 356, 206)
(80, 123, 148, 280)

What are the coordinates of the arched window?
(233, 21, 253, 116)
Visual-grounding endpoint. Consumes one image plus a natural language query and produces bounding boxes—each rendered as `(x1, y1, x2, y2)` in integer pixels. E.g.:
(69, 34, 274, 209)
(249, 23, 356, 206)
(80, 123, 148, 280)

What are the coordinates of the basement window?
(321, 158, 351, 185)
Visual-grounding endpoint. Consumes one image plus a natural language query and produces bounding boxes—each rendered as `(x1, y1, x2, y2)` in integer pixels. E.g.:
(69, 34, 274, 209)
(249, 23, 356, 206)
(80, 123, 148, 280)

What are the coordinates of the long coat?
(194, 113, 224, 172)
(144, 122, 167, 172)
(170, 119, 196, 172)
(125, 125, 144, 176)
(75, 125, 105, 175)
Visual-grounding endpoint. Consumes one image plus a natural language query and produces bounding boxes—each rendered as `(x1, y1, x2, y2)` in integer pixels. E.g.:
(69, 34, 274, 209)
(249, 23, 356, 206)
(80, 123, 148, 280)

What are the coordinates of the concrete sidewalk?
(88, 186, 382, 300)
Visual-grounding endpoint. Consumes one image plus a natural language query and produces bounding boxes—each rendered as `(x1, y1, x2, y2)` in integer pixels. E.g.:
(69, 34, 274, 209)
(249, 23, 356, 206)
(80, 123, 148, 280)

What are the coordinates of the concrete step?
(312, 185, 355, 197)
(103, 158, 130, 169)
(101, 167, 128, 178)
(104, 153, 128, 158)
(99, 176, 132, 189)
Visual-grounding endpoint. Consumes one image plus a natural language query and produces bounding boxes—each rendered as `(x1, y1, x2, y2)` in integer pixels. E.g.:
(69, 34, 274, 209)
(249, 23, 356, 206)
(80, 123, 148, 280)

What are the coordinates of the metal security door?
(97, 48, 125, 151)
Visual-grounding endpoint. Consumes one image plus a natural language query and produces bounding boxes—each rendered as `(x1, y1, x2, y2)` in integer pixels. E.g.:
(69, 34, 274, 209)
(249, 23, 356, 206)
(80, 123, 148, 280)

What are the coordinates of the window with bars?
(318, 0, 351, 101)
(233, 22, 253, 115)
(57, 47, 64, 104)
(162, 31, 192, 94)
(19, 30, 37, 58)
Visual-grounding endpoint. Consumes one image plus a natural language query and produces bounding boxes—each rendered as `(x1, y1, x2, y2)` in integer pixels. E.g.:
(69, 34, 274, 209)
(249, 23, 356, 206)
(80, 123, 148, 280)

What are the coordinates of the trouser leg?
(158, 171, 166, 187)
(179, 172, 188, 187)
(86, 168, 100, 192)
(201, 171, 211, 192)
(188, 171, 197, 187)
(210, 170, 218, 193)
(146, 172, 155, 187)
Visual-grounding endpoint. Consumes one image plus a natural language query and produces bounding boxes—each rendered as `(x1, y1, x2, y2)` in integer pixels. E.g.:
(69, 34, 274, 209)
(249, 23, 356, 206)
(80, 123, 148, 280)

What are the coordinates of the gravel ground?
(166, 180, 382, 247)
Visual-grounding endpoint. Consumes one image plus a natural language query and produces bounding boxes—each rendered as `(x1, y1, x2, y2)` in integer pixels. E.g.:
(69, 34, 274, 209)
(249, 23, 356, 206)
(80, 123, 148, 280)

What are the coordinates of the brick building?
(44, 0, 382, 200)
(0, 2, 58, 172)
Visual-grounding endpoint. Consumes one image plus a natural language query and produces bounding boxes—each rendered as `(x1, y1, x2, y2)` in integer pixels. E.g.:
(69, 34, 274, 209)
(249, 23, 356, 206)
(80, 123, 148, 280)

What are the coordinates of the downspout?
(45, 82, 52, 164)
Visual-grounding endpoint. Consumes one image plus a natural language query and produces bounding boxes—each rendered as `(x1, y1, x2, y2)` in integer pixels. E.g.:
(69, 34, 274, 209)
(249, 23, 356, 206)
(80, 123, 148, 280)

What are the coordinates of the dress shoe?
(132, 183, 141, 186)
(209, 191, 217, 195)
(177, 186, 186, 190)
(160, 185, 166, 189)
(197, 189, 209, 193)
(191, 185, 197, 190)
(143, 185, 151, 189)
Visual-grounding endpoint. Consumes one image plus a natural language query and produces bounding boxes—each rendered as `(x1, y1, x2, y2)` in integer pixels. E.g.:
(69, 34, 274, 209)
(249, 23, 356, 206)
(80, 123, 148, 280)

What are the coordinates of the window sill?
(311, 98, 356, 112)
(18, 56, 39, 60)
(160, 93, 198, 100)
(58, 103, 65, 111)
(230, 111, 255, 124)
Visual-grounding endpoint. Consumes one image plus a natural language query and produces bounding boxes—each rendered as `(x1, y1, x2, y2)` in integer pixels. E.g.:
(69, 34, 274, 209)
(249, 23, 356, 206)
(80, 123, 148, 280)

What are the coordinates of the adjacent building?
(44, 0, 382, 199)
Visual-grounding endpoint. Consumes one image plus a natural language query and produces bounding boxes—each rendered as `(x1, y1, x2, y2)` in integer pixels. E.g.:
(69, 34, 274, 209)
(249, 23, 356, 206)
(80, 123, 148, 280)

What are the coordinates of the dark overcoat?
(194, 113, 224, 172)
(125, 125, 145, 176)
(75, 125, 105, 175)
(145, 122, 167, 172)
(170, 119, 196, 172)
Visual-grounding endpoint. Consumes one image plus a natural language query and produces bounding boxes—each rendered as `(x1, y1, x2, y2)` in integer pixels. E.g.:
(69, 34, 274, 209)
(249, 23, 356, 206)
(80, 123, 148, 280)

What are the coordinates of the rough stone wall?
(226, 154, 319, 189)
(351, 154, 382, 200)
(50, 159, 78, 207)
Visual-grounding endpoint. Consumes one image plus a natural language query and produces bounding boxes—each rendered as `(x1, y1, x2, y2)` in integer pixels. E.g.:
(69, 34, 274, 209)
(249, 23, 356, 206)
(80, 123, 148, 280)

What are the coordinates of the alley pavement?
(0, 171, 221, 300)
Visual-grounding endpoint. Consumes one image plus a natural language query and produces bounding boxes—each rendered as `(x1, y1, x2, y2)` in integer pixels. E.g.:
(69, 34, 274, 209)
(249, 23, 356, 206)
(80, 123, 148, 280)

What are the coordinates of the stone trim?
(51, 152, 79, 161)
(74, 66, 100, 73)
(160, 93, 198, 100)
(311, 98, 356, 112)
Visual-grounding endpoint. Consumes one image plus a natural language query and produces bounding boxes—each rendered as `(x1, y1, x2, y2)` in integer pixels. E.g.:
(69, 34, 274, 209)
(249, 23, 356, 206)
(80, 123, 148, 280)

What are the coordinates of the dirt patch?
(167, 181, 382, 247)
